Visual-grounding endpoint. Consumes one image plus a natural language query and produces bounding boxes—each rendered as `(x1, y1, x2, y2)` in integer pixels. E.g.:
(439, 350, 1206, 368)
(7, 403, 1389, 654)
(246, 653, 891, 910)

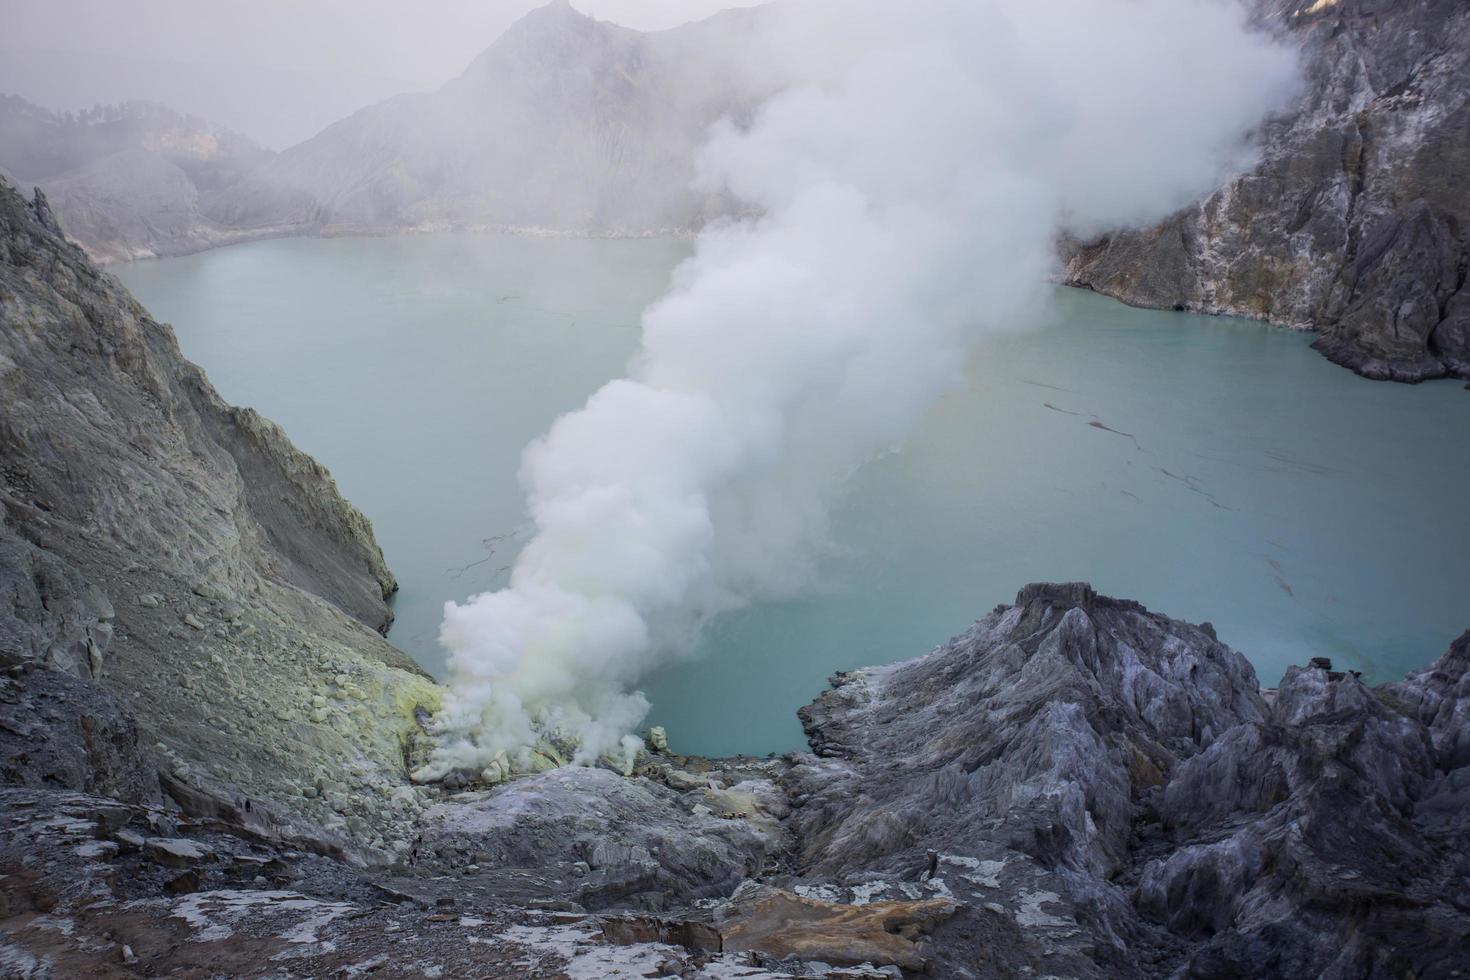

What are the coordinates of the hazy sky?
(0, 0, 759, 148)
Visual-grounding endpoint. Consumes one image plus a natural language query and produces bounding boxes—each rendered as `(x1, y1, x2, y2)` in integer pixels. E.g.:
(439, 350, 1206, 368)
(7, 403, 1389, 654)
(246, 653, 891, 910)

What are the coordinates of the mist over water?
(118, 235, 1470, 757)
(419, 0, 1299, 772)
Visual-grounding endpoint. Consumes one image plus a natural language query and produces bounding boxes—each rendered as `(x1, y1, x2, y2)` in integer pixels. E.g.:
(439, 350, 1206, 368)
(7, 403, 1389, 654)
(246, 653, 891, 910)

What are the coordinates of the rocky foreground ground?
(3, 582, 1467, 978)
(3, 178, 1468, 977)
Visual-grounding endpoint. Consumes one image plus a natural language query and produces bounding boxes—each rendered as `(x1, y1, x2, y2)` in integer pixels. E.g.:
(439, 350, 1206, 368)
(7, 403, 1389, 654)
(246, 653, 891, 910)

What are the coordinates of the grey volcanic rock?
(788, 583, 1470, 977)
(1136, 652, 1470, 978)
(0, 663, 162, 804)
(0, 175, 397, 633)
(416, 766, 779, 911)
(794, 583, 1266, 878)
(0, 787, 805, 978)
(1, 181, 1466, 971)
(1384, 628, 1470, 767)
(0, 175, 437, 852)
(1, 563, 1466, 971)
(1064, 0, 1470, 382)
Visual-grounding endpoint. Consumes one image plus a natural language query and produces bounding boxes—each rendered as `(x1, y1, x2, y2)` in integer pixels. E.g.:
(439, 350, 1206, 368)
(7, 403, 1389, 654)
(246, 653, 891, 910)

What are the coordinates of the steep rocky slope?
(1063, 0, 1470, 381)
(0, 176, 434, 855)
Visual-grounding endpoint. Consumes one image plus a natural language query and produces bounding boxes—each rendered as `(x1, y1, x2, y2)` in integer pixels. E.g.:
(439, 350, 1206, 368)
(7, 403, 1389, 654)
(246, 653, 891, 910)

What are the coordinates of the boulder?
(717, 885, 957, 972)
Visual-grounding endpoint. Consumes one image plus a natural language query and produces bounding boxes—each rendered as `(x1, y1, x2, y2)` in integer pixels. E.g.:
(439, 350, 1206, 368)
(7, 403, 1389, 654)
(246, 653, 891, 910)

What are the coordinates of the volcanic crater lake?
(117, 233, 1470, 757)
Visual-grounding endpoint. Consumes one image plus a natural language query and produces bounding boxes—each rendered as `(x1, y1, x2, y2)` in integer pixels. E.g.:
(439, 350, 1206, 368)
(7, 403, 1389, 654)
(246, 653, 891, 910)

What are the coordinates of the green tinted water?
(117, 234, 1470, 757)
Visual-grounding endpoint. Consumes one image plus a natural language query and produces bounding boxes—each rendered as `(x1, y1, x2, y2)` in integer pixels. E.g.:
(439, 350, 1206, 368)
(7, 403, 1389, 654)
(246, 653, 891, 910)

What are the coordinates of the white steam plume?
(421, 0, 1297, 776)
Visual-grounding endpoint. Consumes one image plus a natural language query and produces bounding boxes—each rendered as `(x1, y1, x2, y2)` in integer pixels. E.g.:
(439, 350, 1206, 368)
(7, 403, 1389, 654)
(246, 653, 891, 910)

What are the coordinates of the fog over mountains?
(2, 0, 1467, 381)
(1, 1, 778, 261)
(221, 0, 779, 238)
(0, 95, 279, 263)
(1, 1, 769, 149)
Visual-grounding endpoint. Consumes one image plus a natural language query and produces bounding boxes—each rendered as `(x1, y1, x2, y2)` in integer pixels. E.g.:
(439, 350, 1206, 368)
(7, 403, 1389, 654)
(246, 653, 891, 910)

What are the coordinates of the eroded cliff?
(0, 177, 436, 858)
(1064, 0, 1470, 381)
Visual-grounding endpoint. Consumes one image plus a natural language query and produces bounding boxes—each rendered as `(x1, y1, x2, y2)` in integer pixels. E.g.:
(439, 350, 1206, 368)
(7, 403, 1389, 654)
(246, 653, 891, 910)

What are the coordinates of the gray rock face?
(1135, 651, 1470, 978)
(416, 766, 779, 911)
(1063, 0, 1470, 382)
(787, 583, 1470, 978)
(0, 175, 438, 851)
(0, 174, 396, 635)
(0, 662, 161, 804)
(1384, 628, 1470, 768)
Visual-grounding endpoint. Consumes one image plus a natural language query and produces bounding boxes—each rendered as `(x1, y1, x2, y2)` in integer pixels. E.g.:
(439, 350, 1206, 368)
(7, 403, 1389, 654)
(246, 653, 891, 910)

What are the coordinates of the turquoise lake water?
(117, 233, 1470, 757)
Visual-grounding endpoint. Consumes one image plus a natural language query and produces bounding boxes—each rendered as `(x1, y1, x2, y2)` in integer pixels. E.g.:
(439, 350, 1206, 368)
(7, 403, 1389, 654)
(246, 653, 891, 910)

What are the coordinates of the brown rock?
(718, 888, 957, 971)
(599, 915, 722, 953)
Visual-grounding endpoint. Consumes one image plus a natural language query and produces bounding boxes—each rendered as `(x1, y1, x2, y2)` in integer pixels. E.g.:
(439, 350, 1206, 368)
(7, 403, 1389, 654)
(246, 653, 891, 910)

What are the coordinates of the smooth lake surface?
(118, 234, 1470, 757)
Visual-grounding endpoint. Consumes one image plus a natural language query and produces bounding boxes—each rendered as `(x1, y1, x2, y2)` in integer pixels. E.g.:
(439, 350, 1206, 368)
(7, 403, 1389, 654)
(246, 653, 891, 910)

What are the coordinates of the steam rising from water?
(420, 0, 1297, 776)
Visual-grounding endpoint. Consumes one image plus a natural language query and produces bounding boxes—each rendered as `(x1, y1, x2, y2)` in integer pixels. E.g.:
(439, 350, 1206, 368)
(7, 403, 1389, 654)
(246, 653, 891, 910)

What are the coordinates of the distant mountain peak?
(514, 0, 595, 31)
(453, 0, 630, 90)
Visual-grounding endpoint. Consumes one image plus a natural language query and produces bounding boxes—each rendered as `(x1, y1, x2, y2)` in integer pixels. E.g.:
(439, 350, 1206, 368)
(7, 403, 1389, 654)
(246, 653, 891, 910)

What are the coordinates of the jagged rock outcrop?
(415, 766, 780, 911)
(0, 662, 161, 804)
(6, 577, 1464, 976)
(1063, 0, 1470, 382)
(787, 583, 1470, 978)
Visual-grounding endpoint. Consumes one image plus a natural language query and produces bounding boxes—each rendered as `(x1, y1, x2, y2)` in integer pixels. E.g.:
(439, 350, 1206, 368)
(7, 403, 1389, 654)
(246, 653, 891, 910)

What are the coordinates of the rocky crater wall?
(1063, 0, 1470, 382)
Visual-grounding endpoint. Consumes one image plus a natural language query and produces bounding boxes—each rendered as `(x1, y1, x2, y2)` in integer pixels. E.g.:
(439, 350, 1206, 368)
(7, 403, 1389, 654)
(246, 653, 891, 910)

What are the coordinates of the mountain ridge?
(213, 0, 774, 240)
(7, 0, 1468, 382)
